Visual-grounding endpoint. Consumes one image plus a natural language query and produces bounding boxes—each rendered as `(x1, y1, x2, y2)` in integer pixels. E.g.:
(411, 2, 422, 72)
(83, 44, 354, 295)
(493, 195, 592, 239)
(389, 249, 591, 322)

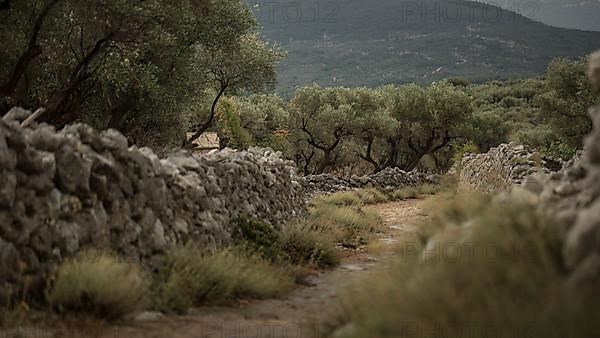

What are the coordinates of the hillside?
(256, 0, 600, 93)
(476, 0, 600, 32)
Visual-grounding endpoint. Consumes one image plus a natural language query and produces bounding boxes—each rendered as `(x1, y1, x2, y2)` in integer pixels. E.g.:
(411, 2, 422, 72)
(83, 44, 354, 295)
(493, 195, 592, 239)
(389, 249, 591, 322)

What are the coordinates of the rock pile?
(455, 143, 561, 193)
(0, 118, 304, 302)
(302, 167, 439, 198)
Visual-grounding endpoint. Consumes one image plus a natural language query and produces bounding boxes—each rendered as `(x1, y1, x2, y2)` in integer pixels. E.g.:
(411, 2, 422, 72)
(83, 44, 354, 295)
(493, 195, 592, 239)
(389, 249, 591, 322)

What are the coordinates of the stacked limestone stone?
(455, 51, 600, 286)
(456, 143, 561, 193)
(0, 119, 304, 302)
(303, 167, 439, 197)
(524, 51, 600, 285)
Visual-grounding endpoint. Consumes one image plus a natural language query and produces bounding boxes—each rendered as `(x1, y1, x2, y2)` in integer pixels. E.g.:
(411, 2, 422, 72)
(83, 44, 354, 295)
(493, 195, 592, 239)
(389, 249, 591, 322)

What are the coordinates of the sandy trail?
(17, 199, 428, 338)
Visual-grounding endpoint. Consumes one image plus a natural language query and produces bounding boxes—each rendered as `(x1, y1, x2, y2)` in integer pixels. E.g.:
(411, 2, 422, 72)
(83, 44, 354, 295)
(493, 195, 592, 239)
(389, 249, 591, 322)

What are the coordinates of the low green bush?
(232, 217, 286, 263)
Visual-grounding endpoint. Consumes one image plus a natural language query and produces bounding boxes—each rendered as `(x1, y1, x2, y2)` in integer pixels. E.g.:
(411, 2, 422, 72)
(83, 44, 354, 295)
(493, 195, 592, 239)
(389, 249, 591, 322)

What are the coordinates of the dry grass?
(389, 186, 419, 201)
(152, 246, 294, 314)
(280, 222, 340, 268)
(311, 191, 362, 207)
(309, 204, 384, 248)
(334, 192, 600, 338)
(46, 254, 148, 320)
(353, 188, 389, 204)
(389, 184, 440, 201)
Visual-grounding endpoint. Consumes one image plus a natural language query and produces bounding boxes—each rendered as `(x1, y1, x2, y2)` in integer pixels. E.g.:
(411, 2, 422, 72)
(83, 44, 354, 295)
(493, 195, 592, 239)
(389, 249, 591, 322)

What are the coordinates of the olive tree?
(184, 32, 285, 147)
(289, 86, 357, 174)
(537, 57, 597, 150)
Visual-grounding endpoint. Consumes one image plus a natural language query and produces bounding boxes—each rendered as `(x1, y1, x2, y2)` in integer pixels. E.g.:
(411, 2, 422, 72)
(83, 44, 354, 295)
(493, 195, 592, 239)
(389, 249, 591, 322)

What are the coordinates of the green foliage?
(287, 83, 473, 174)
(46, 254, 148, 320)
(232, 215, 342, 268)
(236, 94, 290, 150)
(336, 192, 600, 338)
(217, 97, 253, 149)
(0, 0, 282, 149)
(232, 217, 285, 263)
(152, 246, 294, 314)
(537, 57, 597, 150)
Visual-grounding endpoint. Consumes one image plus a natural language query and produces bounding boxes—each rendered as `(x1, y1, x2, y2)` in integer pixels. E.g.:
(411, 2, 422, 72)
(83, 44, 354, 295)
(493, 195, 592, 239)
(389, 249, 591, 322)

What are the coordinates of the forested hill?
(255, 0, 600, 94)
(476, 0, 600, 32)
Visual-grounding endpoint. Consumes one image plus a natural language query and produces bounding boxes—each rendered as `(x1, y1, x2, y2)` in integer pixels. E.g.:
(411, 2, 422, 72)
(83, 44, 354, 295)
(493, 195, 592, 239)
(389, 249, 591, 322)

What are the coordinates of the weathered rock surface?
(0, 120, 305, 303)
(455, 51, 600, 286)
(454, 143, 561, 193)
(303, 167, 439, 198)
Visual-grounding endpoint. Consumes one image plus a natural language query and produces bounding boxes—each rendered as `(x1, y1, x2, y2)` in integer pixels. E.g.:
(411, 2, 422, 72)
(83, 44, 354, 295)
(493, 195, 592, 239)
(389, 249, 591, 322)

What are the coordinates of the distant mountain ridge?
(254, 0, 600, 94)
(476, 0, 600, 32)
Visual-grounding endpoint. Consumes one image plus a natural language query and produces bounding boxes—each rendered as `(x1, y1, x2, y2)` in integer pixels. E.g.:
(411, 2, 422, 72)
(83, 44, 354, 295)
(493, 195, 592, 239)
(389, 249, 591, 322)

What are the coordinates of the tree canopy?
(0, 0, 283, 150)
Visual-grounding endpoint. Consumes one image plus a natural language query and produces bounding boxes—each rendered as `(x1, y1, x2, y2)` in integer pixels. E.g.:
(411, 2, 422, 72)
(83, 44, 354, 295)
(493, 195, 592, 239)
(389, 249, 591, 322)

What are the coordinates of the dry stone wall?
(523, 51, 600, 286)
(454, 51, 600, 286)
(0, 118, 304, 302)
(455, 143, 561, 193)
(302, 167, 439, 198)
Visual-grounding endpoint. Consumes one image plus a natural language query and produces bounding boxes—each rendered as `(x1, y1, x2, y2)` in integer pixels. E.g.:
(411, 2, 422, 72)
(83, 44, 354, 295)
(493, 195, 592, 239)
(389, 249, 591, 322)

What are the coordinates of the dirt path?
(20, 199, 428, 338)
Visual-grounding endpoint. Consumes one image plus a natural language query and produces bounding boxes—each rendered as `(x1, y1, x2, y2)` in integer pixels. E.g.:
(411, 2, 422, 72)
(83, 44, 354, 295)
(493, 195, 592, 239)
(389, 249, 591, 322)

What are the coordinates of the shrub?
(418, 190, 492, 240)
(309, 204, 384, 248)
(353, 189, 389, 205)
(232, 217, 286, 263)
(280, 222, 340, 268)
(389, 187, 418, 201)
(311, 192, 362, 207)
(46, 254, 148, 320)
(417, 184, 438, 195)
(335, 193, 600, 338)
(152, 246, 294, 314)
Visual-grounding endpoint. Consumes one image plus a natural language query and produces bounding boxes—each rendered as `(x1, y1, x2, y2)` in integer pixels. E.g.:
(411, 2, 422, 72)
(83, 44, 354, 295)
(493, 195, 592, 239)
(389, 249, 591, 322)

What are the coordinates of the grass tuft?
(311, 191, 362, 207)
(309, 204, 384, 248)
(152, 246, 294, 314)
(389, 187, 419, 201)
(46, 254, 148, 320)
(280, 222, 340, 268)
(353, 188, 390, 204)
(417, 183, 438, 195)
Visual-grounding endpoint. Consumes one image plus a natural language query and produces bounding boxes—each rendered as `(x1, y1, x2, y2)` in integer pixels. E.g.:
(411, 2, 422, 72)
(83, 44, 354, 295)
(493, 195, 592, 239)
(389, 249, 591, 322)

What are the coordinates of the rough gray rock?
(458, 52, 600, 287)
(303, 167, 438, 198)
(453, 143, 560, 193)
(0, 120, 305, 303)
